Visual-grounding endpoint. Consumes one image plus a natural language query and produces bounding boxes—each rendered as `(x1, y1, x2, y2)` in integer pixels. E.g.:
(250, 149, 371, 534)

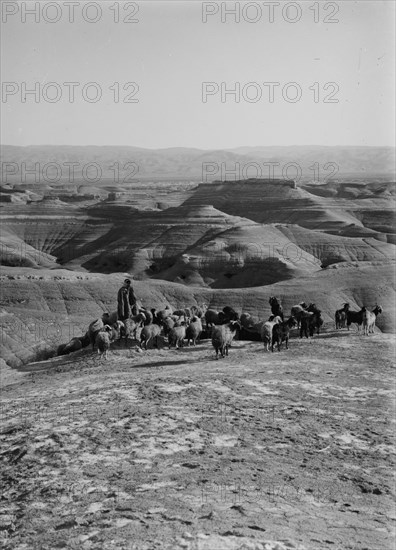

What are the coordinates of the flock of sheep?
(57, 297, 383, 360)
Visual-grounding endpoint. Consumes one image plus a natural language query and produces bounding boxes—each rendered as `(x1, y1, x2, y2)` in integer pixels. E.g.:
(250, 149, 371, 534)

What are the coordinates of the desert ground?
(0, 146, 395, 549)
(1, 326, 395, 550)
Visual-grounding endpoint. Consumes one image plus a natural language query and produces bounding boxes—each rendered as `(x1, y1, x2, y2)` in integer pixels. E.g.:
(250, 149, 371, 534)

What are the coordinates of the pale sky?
(1, 0, 395, 148)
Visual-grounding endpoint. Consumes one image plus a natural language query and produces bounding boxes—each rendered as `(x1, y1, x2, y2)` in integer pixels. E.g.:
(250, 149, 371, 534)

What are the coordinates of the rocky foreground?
(1, 328, 395, 550)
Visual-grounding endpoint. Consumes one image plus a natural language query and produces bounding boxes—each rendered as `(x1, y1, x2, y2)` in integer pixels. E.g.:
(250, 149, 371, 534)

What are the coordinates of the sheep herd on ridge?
(57, 297, 383, 361)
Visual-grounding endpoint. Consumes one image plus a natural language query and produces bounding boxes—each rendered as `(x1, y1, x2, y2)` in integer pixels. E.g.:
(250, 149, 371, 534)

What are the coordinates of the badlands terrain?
(0, 145, 395, 549)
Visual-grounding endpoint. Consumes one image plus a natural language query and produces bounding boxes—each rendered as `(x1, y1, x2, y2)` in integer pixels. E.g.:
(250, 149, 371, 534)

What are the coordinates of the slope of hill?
(182, 180, 395, 244)
(76, 202, 321, 286)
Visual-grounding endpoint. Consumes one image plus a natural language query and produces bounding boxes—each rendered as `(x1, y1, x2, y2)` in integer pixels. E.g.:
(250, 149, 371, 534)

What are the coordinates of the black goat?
(290, 302, 308, 329)
(205, 306, 239, 329)
(335, 303, 350, 329)
(271, 317, 297, 352)
(269, 296, 284, 320)
(346, 307, 366, 331)
(300, 304, 323, 338)
(222, 306, 239, 321)
(150, 308, 162, 326)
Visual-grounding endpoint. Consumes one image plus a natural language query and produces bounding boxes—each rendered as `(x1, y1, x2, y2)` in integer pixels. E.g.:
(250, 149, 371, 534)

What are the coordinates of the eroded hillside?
(1, 179, 394, 289)
(0, 150, 395, 550)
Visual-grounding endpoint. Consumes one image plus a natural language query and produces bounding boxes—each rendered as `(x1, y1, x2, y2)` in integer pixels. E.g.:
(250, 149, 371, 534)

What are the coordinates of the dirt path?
(1, 329, 395, 550)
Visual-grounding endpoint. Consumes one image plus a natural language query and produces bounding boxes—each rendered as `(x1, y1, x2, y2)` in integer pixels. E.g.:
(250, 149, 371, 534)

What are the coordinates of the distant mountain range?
(1, 145, 395, 183)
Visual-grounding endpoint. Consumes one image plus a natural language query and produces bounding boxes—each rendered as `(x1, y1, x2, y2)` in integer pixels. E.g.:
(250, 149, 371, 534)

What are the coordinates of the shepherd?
(117, 278, 137, 321)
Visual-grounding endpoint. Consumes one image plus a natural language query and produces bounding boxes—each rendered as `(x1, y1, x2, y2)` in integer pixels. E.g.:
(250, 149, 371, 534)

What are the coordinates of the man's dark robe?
(117, 285, 137, 320)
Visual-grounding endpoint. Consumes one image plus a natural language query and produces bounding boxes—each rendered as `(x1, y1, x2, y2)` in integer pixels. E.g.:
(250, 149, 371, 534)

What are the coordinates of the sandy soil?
(1, 327, 394, 550)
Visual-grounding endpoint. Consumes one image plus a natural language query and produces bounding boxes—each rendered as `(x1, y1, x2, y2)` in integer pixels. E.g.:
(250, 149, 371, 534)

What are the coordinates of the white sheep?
(362, 305, 382, 335)
(123, 313, 146, 343)
(109, 320, 125, 342)
(140, 323, 162, 350)
(156, 306, 172, 321)
(261, 316, 282, 352)
(168, 323, 187, 349)
(87, 318, 104, 350)
(211, 321, 240, 359)
(240, 312, 255, 330)
(95, 325, 112, 359)
(186, 316, 202, 346)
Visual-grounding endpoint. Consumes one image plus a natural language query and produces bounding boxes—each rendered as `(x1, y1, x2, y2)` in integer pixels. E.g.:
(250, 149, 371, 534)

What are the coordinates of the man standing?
(117, 278, 137, 321)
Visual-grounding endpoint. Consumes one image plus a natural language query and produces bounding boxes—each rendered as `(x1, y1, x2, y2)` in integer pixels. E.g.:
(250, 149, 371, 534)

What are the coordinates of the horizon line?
(1, 144, 395, 150)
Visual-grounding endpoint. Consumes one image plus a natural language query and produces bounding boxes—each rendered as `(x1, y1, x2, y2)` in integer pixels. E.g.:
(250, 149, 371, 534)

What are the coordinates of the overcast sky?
(1, 0, 395, 148)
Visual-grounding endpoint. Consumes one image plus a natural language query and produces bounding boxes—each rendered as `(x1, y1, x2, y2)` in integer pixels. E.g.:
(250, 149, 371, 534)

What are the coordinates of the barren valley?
(0, 145, 395, 549)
